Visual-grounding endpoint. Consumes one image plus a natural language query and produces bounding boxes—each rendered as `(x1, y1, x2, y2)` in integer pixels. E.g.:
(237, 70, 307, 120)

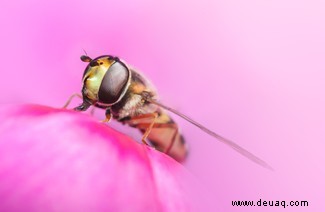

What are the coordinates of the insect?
(64, 54, 273, 169)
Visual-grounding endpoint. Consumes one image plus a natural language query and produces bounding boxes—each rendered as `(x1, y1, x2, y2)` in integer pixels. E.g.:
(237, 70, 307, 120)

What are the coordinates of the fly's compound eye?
(98, 61, 130, 105)
(80, 55, 92, 62)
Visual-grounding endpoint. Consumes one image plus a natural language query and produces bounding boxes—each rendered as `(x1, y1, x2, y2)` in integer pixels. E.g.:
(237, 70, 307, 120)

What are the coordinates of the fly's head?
(75, 55, 131, 111)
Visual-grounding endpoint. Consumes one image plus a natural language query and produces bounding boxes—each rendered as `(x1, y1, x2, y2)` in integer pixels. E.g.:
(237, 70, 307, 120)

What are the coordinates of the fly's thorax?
(108, 67, 159, 120)
(111, 92, 158, 120)
(81, 56, 131, 106)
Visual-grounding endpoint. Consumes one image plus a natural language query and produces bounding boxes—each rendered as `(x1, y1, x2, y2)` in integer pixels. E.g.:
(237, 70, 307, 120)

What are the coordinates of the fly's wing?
(146, 99, 273, 170)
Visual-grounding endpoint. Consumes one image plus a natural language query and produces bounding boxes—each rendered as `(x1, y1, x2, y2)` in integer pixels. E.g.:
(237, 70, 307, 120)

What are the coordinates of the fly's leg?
(101, 108, 112, 123)
(165, 123, 178, 154)
(125, 113, 158, 145)
(63, 93, 82, 108)
(142, 113, 158, 145)
(130, 122, 178, 154)
(64, 93, 96, 116)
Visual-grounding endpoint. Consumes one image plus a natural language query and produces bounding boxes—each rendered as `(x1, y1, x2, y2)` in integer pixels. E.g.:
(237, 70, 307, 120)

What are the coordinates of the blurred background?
(1, 0, 324, 211)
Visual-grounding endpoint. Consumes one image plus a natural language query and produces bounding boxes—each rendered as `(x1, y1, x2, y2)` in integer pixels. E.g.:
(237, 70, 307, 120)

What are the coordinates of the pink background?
(1, 0, 324, 211)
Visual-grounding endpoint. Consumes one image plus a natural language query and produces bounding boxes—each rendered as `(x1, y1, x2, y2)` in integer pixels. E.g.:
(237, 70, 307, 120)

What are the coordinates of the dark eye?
(98, 61, 130, 104)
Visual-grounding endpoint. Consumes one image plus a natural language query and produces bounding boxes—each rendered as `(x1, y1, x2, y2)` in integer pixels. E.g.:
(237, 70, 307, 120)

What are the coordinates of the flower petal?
(0, 104, 196, 211)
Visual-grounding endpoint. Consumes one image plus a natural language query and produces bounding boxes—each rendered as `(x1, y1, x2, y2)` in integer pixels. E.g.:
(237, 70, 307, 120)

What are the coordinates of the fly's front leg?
(126, 113, 158, 145)
(64, 94, 97, 116)
(63, 93, 82, 109)
(101, 108, 112, 123)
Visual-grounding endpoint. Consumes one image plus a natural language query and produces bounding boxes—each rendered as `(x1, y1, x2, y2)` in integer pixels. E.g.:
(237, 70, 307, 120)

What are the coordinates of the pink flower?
(0, 104, 196, 211)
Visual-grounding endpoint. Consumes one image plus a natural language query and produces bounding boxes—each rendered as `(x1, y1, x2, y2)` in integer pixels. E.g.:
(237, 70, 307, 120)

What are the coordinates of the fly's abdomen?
(139, 112, 188, 163)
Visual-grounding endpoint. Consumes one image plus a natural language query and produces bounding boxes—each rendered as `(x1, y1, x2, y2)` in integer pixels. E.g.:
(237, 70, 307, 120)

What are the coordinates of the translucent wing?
(147, 99, 273, 170)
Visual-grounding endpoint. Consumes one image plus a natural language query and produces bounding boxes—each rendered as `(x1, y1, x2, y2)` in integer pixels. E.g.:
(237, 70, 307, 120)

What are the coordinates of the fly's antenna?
(82, 48, 88, 56)
(147, 99, 274, 171)
(80, 49, 92, 62)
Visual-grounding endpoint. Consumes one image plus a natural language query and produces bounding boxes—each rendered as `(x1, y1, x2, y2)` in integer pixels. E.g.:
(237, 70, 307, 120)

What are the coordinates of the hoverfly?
(64, 54, 272, 169)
